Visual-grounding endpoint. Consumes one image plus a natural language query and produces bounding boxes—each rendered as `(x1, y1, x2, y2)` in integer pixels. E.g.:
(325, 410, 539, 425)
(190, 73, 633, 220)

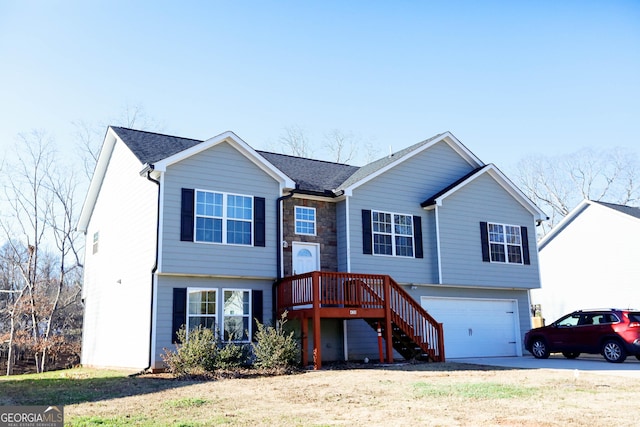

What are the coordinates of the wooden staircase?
(276, 272, 445, 368)
(365, 320, 433, 361)
(360, 275, 444, 362)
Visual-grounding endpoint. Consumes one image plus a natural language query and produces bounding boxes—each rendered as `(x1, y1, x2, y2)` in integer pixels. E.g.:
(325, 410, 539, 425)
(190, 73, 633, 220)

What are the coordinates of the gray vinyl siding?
(437, 173, 540, 288)
(154, 275, 273, 369)
(346, 285, 531, 359)
(160, 141, 280, 278)
(346, 319, 403, 361)
(348, 141, 474, 283)
(300, 319, 344, 363)
(336, 201, 347, 271)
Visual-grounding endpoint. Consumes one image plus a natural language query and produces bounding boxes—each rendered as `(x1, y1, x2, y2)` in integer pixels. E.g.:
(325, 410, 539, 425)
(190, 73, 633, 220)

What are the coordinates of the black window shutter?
(521, 226, 531, 265)
(172, 288, 187, 343)
(180, 188, 194, 242)
(254, 197, 266, 247)
(362, 210, 372, 254)
(251, 290, 263, 341)
(413, 215, 423, 259)
(480, 221, 490, 262)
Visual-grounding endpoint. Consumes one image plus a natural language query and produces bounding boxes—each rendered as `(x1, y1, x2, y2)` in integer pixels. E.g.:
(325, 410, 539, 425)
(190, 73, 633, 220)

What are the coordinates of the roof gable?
(421, 163, 548, 222)
(337, 132, 483, 195)
(539, 199, 640, 249)
(151, 130, 295, 188)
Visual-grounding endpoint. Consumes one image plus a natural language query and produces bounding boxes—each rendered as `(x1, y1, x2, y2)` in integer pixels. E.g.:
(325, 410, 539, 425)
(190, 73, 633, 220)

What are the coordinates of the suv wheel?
(602, 340, 627, 363)
(562, 352, 580, 359)
(531, 338, 550, 359)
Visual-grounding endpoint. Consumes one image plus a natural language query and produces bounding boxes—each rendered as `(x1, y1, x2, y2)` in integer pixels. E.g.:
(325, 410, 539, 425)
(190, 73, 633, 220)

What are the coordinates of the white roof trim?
(152, 131, 295, 189)
(77, 127, 120, 232)
(537, 199, 591, 249)
(427, 164, 548, 222)
(341, 132, 483, 196)
(538, 199, 640, 249)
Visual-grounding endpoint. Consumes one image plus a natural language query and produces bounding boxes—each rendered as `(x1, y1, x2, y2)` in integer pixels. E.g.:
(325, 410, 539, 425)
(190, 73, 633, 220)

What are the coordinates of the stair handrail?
(275, 272, 445, 361)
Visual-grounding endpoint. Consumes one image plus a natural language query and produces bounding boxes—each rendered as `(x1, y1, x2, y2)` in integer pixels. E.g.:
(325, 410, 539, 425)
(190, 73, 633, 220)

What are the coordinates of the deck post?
(383, 276, 393, 364)
(312, 271, 322, 369)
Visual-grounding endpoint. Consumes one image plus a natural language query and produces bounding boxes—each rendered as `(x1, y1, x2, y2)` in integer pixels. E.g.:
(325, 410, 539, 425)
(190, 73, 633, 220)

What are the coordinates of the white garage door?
(421, 297, 520, 358)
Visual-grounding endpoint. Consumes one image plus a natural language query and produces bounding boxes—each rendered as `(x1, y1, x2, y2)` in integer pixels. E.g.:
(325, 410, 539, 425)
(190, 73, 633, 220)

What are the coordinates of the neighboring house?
(77, 127, 547, 371)
(532, 200, 640, 324)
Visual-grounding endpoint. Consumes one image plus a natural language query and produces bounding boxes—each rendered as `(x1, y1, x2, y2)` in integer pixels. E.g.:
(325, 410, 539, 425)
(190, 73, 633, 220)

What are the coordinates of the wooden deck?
(275, 271, 445, 369)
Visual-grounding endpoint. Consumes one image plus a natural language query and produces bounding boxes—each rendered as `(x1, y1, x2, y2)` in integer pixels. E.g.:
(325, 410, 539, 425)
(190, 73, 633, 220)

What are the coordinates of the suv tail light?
(628, 322, 640, 328)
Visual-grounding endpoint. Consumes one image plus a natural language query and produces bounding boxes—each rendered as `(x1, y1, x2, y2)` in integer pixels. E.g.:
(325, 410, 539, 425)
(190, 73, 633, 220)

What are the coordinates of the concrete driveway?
(450, 354, 640, 378)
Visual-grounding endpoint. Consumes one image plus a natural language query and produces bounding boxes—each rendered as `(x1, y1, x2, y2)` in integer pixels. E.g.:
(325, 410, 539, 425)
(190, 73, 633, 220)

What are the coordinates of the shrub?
(161, 326, 217, 377)
(216, 338, 251, 370)
(252, 311, 300, 370)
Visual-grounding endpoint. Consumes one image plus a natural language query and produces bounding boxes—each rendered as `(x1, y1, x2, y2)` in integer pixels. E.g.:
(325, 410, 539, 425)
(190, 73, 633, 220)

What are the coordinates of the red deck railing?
(276, 271, 445, 365)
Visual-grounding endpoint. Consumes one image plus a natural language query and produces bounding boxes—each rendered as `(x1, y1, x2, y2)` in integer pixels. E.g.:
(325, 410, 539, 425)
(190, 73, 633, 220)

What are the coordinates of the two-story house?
(77, 127, 547, 371)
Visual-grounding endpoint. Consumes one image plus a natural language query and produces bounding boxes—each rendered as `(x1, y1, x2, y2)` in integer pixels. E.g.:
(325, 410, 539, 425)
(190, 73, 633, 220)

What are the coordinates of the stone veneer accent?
(282, 198, 337, 277)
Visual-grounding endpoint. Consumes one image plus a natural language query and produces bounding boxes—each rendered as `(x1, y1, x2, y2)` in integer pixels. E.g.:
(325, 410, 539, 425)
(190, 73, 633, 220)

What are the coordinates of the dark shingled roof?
(594, 201, 640, 220)
(257, 151, 359, 194)
(111, 126, 203, 164)
(111, 126, 359, 194)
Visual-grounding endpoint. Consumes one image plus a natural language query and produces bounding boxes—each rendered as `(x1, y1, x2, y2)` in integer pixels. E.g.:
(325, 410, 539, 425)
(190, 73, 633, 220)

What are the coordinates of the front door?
(291, 242, 319, 275)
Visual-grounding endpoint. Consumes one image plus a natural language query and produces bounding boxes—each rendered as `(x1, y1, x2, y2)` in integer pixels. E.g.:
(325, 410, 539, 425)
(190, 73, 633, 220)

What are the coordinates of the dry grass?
(1, 362, 638, 426)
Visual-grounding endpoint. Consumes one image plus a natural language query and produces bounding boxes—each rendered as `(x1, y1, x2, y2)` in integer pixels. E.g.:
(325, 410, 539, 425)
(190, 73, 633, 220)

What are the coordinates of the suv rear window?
(628, 312, 640, 323)
(597, 313, 618, 324)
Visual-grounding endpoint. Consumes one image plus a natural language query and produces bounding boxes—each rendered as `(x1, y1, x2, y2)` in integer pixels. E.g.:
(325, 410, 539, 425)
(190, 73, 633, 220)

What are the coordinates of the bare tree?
(73, 120, 104, 181)
(278, 125, 313, 158)
(0, 242, 27, 375)
(514, 147, 640, 235)
(37, 162, 84, 370)
(75, 103, 163, 180)
(323, 129, 358, 164)
(0, 130, 83, 373)
(277, 126, 380, 166)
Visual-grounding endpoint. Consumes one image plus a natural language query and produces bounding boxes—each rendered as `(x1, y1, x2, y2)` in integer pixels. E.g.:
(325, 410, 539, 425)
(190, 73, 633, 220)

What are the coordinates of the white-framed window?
(372, 210, 414, 257)
(195, 190, 252, 245)
(488, 223, 523, 264)
(295, 206, 316, 235)
(223, 289, 251, 342)
(92, 231, 99, 254)
(187, 288, 217, 335)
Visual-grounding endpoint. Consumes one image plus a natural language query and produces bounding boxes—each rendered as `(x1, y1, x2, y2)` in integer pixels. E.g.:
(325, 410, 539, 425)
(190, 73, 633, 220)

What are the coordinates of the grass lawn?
(1, 362, 638, 426)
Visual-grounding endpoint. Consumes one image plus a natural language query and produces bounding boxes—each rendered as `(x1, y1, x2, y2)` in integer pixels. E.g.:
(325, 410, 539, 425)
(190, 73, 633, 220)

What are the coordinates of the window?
(488, 223, 523, 264)
(223, 289, 250, 341)
(295, 206, 316, 235)
(556, 313, 580, 327)
(187, 289, 217, 334)
(372, 210, 414, 257)
(182, 288, 254, 342)
(195, 190, 252, 245)
(92, 231, 99, 254)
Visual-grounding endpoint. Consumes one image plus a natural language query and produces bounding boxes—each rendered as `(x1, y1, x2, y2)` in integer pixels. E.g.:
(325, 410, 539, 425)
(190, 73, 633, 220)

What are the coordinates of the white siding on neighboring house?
(81, 139, 158, 369)
(532, 202, 640, 323)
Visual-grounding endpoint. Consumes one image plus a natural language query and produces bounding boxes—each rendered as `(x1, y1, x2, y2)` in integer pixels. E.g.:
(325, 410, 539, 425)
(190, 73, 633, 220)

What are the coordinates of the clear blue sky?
(1, 0, 638, 169)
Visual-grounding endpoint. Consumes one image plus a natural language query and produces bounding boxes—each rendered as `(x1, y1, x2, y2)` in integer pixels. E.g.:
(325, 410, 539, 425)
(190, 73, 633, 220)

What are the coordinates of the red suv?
(524, 309, 640, 363)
